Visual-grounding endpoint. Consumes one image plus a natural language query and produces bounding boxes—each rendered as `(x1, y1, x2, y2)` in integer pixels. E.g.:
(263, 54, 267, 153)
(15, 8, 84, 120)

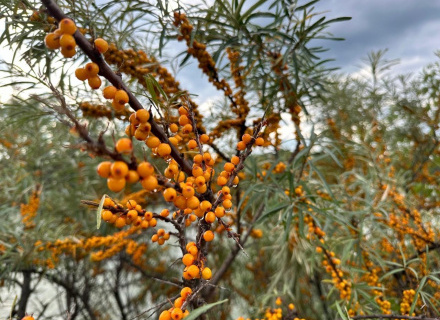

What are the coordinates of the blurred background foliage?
(1, 0, 440, 319)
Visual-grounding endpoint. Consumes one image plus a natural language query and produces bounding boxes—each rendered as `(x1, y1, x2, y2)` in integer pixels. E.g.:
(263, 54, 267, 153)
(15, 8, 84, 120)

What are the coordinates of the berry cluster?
(44, 18, 77, 57)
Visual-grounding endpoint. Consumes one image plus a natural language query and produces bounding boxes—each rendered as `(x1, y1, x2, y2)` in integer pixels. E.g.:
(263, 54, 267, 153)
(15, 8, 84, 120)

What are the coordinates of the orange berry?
(174, 196, 187, 210)
(94, 38, 109, 53)
(44, 32, 61, 50)
(107, 177, 126, 192)
(186, 242, 196, 251)
(126, 200, 137, 209)
(182, 254, 195, 266)
(127, 210, 138, 222)
(202, 267, 212, 280)
(88, 76, 102, 89)
(157, 228, 165, 236)
(163, 233, 170, 240)
(112, 99, 125, 111)
(195, 176, 206, 187)
(217, 176, 228, 186)
(146, 136, 160, 148)
(169, 123, 179, 133)
(114, 216, 126, 228)
(196, 184, 207, 194)
(160, 209, 170, 217)
(144, 211, 153, 221)
(255, 137, 264, 146)
(171, 308, 183, 320)
(179, 115, 190, 126)
(159, 310, 171, 320)
(181, 186, 195, 199)
(178, 106, 188, 115)
(182, 123, 193, 134)
(192, 166, 203, 177)
(205, 211, 216, 223)
(97, 161, 112, 178)
(126, 170, 139, 183)
(137, 162, 155, 177)
(141, 175, 158, 191)
(188, 245, 198, 256)
(169, 136, 179, 146)
(233, 176, 239, 185)
(231, 156, 240, 165)
(103, 85, 117, 99)
(222, 186, 230, 195)
(203, 230, 214, 242)
(101, 210, 113, 221)
(187, 139, 198, 149)
(75, 68, 88, 81)
(242, 134, 252, 144)
(163, 188, 177, 202)
(187, 265, 200, 278)
(115, 89, 129, 105)
(193, 154, 203, 164)
(60, 34, 76, 50)
(59, 18, 77, 35)
(110, 161, 129, 179)
(85, 62, 99, 77)
(61, 46, 76, 58)
(151, 234, 159, 242)
(180, 287, 192, 299)
(200, 134, 210, 143)
(115, 138, 132, 154)
(200, 200, 212, 212)
(224, 162, 235, 172)
(186, 196, 200, 210)
(237, 141, 246, 151)
(141, 220, 149, 229)
(135, 109, 150, 123)
(215, 207, 225, 218)
(21, 316, 35, 320)
(157, 143, 172, 157)
(222, 199, 232, 209)
(203, 152, 211, 162)
(174, 297, 184, 308)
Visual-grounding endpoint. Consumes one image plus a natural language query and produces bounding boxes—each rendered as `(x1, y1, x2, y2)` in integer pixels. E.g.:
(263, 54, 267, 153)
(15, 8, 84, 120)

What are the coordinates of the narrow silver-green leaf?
(96, 194, 107, 229)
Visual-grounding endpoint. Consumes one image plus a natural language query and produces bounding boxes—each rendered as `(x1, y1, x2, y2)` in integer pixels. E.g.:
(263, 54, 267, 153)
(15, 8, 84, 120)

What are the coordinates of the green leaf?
(183, 299, 228, 320)
(96, 194, 107, 229)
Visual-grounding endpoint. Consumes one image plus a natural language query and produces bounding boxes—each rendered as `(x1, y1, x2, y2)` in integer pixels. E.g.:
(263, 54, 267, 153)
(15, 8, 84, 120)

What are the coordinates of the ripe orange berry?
(237, 141, 246, 151)
(200, 134, 210, 143)
(125, 170, 139, 183)
(181, 287, 192, 299)
(135, 109, 150, 123)
(134, 127, 149, 141)
(88, 76, 102, 89)
(104, 197, 116, 207)
(115, 90, 129, 105)
(141, 175, 158, 191)
(59, 18, 77, 35)
(196, 184, 207, 194)
(115, 216, 126, 228)
(217, 176, 227, 186)
(205, 211, 216, 223)
(215, 206, 225, 218)
(255, 137, 264, 146)
(163, 233, 170, 240)
(60, 34, 76, 50)
(179, 115, 190, 126)
(233, 176, 239, 185)
(85, 62, 99, 77)
(187, 139, 197, 149)
(182, 253, 195, 266)
(169, 136, 179, 146)
(159, 310, 171, 320)
(103, 86, 117, 99)
(157, 143, 172, 157)
(115, 138, 132, 154)
(125, 124, 135, 138)
(112, 99, 125, 111)
(181, 186, 195, 199)
(75, 68, 88, 81)
(157, 228, 165, 236)
(203, 152, 211, 162)
(144, 211, 153, 221)
(110, 161, 129, 179)
(61, 46, 76, 58)
(171, 308, 183, 320)
(174, 196, 187, 210)
(163, 188, 177, 202)
(186, 196, 200, 210)
(193, 154, 203, 164)
(182, 123, 193, 134)
(195, 176, 206, 187)
(174, 297, 184, 308)
(192, 166, 203, 177)
(231, 156, 240, 165)
(178, 106, 188, 115)
(200, 200, 212, 212)
(137, 162, 154, 177)
(127, 210, 138, 222)
(222, 186, 231, 195)
(160, 209, 170, 217)
(202, 267, 212, 280)
(224, 162, 235, 172)
(44, 33, 61, 49)
(22, 316, 35, 320)
(126, 200, 137, 209)
(151, 234, 159, 242)
(186, 242, 196, 251)
(222, 199, 232, 209)
(242, 133, 252, 144)
(101, 210, 113, 221)
(94, 38, 109, 53)
(107, 177, 126, 192)
(187, 265, 200, 278)
(146, 136, 160, 148)
(97, 161, 112, 178)
(188, 245, 198, 256)
(169, 123, 179, 133)
(203, 230, 214, 242)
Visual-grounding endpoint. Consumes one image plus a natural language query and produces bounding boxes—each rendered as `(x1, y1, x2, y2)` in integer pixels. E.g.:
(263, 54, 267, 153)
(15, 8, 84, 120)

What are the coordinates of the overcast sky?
(312, 0, 440, 75)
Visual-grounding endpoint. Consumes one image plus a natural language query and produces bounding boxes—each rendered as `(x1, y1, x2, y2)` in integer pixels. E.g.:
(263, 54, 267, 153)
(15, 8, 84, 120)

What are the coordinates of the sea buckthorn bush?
(1, 1, 440, 320)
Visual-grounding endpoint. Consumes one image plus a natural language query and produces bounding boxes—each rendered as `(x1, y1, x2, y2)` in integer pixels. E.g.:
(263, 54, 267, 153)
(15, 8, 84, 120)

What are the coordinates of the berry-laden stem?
(41, 0, 193, 177)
